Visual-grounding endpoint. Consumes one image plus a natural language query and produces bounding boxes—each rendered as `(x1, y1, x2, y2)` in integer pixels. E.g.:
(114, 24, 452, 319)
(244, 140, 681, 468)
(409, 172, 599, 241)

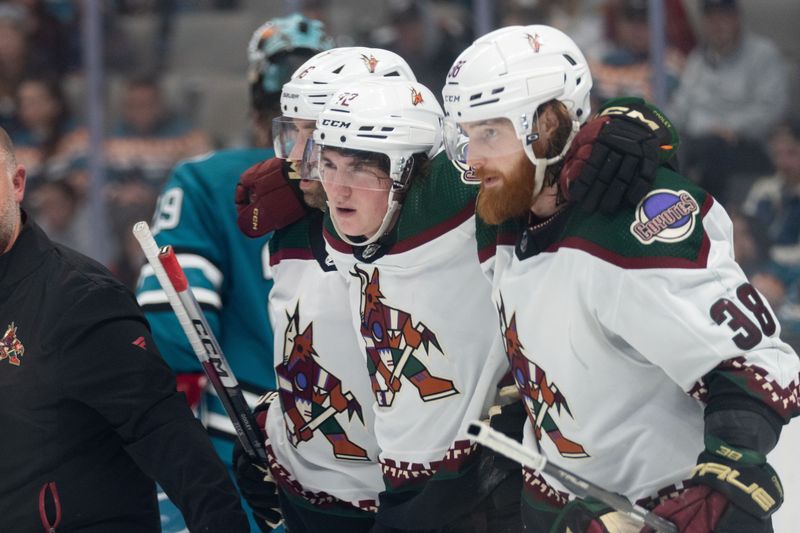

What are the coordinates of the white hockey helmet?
(307, 78, 443, 245)
(441, 25, 592, 193)
(274, 47, 416, 159)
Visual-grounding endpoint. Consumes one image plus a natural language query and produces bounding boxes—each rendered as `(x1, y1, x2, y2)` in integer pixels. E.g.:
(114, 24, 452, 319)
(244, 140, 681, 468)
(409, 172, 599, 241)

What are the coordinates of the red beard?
(475, 155, 536, 225)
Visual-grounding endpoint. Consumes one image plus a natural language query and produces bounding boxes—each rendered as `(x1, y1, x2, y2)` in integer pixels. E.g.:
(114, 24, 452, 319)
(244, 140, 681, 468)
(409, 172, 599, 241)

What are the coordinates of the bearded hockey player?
(442, 24, 800, 533)
(135, 14, 332, 532)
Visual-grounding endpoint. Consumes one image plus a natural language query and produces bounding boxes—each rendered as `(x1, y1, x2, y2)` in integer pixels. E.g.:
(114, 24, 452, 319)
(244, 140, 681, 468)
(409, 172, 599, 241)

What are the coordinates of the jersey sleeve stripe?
(137, 287, 223, 310)
(139, 253, 224, 289)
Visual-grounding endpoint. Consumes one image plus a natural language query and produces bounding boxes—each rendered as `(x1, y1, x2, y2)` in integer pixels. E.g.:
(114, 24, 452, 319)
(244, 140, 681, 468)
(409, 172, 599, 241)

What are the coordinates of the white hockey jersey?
(266, 211, 383, 512)
(484, 169, 800, 508)
(323, 154, 509, 500)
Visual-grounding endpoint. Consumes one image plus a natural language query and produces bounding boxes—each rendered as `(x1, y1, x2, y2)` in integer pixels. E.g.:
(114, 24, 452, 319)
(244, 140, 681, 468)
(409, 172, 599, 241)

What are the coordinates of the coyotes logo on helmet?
(527, 32, 542, 53)
(276, 303, 370, 461)
(1, 322, 24, 366)
(410, 87, 424, 106)
(360, 53, 379, 73)
(353, 265, 458, 407)
(497, 297, 588, 459)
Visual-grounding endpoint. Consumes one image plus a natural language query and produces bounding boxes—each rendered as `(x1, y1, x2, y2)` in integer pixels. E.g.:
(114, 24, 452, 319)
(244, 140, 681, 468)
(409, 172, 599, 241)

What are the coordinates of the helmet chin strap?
(526, 119, 580, 197)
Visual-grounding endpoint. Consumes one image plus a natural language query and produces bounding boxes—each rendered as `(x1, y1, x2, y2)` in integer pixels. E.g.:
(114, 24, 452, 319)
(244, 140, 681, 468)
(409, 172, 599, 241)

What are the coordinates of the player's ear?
(12, 164, 26, 203)
(539, 104, 562, 139)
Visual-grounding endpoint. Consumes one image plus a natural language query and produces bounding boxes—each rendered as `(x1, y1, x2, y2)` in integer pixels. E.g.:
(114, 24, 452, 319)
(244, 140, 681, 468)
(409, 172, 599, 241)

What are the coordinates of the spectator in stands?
(670, 0, 788, 206)
(508, 0, 607, 61)
(0, 5, 34, 132)
(591, 0, 685, 105)
(366, 0, 470, 96)
(11, 75, 87, 186)
(24, 177, 91, 253)
(106, 74, 212, 188)
(742, 119, 800, 284)
(9, 0, 71, 75)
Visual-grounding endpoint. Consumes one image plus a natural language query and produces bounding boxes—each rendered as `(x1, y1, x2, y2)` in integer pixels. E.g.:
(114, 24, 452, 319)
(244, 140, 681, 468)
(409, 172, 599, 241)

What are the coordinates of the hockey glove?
(641, 441, 783, 533)
(560, 97, 679, 214)
(552, 498, 643, 533)
(232, 391, 283, 533)
(485, 385, 526, 471)
(175, 372, 207, 413)
(235, 157, 307, 238)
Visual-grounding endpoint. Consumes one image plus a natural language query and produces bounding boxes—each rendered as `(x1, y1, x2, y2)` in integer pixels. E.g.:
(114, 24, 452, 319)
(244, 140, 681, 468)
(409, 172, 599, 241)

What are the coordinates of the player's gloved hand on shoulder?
(640, 442, 782, 533)
(232, 391, 283, 533)
(235, 157, 307, 238)
(560, 97, 679, 214)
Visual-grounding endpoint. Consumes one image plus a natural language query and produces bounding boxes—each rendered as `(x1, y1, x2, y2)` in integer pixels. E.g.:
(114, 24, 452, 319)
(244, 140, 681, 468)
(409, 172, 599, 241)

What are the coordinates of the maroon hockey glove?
(232, 391, 283, 533)
(235, 157, 307, 238)
(641, 449, 781, 533)
(560, 97, 678, 214)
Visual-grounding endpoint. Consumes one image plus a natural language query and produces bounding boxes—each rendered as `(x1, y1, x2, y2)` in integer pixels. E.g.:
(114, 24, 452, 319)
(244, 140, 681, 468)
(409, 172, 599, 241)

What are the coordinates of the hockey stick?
(133, 221, 267, 465)
(467, 421, 678, 533)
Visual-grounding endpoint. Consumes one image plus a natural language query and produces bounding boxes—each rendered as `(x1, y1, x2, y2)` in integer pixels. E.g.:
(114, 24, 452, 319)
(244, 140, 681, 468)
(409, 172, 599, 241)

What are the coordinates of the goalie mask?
(441, 25, 592, 195)
(274, 47, 416, 167)
(304, 79, 443, 246)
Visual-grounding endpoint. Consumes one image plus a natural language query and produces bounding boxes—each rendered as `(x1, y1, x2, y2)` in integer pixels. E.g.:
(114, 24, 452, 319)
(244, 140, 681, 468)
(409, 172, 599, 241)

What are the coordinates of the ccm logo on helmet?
(321, 119, 351, 128)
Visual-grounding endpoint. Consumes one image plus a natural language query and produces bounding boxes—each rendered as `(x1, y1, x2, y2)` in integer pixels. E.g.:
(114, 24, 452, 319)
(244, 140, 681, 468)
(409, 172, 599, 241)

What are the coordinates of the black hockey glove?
(485, 385, 527, 471)
(560, 97, 679, 214)
(550, 498, 647, 533)
(232, 391, 283, 533)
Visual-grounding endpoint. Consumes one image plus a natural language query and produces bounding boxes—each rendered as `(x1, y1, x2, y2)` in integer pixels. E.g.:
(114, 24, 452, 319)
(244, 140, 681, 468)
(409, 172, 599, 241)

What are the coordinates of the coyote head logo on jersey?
(353, 265, 458, 407)
(1, 323, 24, 366)
(277, 303, 369, 461)
(497, 297, 588, 459)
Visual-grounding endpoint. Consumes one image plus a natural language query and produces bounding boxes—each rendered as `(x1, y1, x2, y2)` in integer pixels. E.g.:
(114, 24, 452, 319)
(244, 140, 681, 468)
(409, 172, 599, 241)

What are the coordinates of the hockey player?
(233, 48, 420, 533)
(307, 77, 520, 532)
(441, 24, 800, 532)
(134, 14, 332, 532)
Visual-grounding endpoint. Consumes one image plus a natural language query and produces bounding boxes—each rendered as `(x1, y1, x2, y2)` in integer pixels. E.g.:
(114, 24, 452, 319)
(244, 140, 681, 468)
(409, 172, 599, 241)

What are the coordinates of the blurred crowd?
(5, 0, 800, 347)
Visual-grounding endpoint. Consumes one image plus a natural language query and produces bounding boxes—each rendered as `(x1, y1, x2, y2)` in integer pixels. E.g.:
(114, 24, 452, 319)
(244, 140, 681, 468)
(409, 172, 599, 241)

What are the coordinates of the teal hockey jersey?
(135, 148, 276, 465)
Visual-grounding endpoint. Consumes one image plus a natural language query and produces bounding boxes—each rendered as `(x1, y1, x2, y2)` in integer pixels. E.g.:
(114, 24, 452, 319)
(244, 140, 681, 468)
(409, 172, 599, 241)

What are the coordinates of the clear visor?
(302, 139, 393, 191)
(443, 116, 531, 182)
(272, 116, 316, 161)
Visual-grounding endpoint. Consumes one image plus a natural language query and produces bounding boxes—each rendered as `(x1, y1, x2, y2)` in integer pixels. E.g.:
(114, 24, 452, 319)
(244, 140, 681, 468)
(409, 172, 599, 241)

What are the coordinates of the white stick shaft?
(468, 421, 678, 533)
(132, 221, 206, 359)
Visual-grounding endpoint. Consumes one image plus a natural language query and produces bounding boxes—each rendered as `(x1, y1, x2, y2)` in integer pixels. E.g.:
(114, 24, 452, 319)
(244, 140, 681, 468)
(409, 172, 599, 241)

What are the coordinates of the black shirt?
(0, 214, 248, 532)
